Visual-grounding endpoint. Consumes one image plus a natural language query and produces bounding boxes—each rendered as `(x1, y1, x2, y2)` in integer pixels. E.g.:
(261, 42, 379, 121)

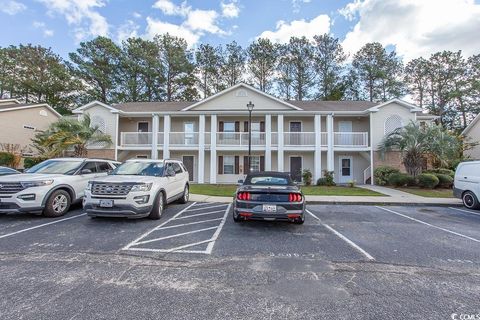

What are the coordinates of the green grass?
(396, 187, 454, 198)
(190, 184, 384, 197)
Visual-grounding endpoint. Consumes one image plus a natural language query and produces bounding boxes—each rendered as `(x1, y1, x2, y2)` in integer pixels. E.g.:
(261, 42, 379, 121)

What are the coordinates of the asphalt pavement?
(0, 202, 479, 319)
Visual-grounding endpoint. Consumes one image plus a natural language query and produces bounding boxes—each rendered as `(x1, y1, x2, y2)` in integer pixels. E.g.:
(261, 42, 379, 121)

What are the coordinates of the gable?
(72, 100, 119, 114)
(183, 84, 301, 111)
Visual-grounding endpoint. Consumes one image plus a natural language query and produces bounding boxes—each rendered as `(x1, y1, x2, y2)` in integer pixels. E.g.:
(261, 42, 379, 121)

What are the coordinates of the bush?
(347, 180, 356, 188)
(0, 152, 15, 167)
(23, 157, 47, 169)
(374, 166, 400, 186)
(425, 168, 455, 178)
(418, 173, 439, 189)
(316, 170, 336, 186)
(387, 173, 414, 187)
(434, 173, 453, 188)
(302, 169, 312, 186)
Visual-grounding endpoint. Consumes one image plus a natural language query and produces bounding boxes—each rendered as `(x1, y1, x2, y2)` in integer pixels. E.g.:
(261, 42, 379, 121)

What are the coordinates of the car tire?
(233, 210, 241, 222)
(43, 190, 71, 217)
(293, 215, 305, 224)
(462, 191, 480, 210)
(178, 185, 189, 204)
(149, 192, 164, 220)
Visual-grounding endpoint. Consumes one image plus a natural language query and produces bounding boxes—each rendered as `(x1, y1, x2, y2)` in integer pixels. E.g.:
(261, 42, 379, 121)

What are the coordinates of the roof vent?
(235, 89, 248, 97)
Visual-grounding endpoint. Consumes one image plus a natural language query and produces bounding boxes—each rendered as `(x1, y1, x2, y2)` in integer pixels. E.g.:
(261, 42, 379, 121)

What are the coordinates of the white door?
(338, 121, 353, 146)
(339, 157, 353, 183)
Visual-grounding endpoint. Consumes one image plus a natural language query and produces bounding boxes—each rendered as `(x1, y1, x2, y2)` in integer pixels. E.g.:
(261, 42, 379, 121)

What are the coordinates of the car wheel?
(43, 190, 71, 217)
(178, 185, 189, 204)
(293, 215, 305, 224)
(462, 191, 480, 210)
(232, 210, 241, 222)
(149, 192, 164, 220)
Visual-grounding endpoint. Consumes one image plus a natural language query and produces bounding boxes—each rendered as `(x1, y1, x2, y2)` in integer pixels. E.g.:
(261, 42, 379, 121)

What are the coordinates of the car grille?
(91, 183, 133, 196)
(0, 182, 25, 194)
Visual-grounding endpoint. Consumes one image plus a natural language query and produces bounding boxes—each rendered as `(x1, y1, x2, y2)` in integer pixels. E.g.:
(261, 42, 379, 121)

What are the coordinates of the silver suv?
(84, 159, 190, 219)
(0, 158, 119, 217)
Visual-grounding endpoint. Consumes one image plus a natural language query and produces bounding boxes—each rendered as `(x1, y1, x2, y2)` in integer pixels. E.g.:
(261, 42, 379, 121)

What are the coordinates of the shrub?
(425, 168, 455, 178)
(0, 151, 15, 167)
(387, 173, 413, 187)
(374, 166, 400, 186)
(347, 180, 356, 188)
(405, 175, 417, 187)
(302, 169, 312, 186)
(23, 157, 47, 169)
(316, 170, 336, 186)
(434, 173, 453, 188)
(418, 173, 439, 189)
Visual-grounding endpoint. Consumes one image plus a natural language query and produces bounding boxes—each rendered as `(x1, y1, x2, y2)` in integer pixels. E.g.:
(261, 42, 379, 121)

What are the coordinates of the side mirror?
(237, 179, 244, 186)
(81, 169, 93, 175)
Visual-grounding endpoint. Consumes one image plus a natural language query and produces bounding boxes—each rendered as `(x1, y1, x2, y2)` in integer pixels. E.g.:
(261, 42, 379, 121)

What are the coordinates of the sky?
(1, 0, 480, 62)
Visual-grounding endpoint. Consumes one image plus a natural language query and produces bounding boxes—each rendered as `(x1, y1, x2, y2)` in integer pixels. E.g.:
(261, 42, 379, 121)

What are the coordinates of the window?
(96, 162, 111, 173)
(81, 162, 98, 174)
(223, 156, 235, 174)
(136, 155, 148, 159)
(384, 115, 403, 135)
(91, 116, 106, 133)
(23, 125, 35, 130)
(138, 122, 149, 132)
(173, 163, 183, 174)
(184, 122, 194, 144)
(250, 156, 261, 173)
(223, 122, 235, 132)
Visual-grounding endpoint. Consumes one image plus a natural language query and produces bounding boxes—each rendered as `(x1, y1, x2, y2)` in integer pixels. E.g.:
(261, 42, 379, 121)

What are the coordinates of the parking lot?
(1, 203, 480, 319)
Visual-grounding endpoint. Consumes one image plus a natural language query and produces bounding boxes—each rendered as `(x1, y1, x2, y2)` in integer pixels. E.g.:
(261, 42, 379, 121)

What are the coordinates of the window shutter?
(243, 156, 249, 174)
(219, 121, 224, 132)
(235, 156, 240, 174)
(235, 121, 240, 132)
(260, 121, 265, 132)
(244, 121, 249, 132)
(260, 156, 265, 171)
(218, 156, 223, 174)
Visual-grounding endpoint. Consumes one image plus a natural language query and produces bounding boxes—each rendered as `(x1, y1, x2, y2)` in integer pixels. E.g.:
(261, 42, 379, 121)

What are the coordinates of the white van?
(454, 161, 480, 209)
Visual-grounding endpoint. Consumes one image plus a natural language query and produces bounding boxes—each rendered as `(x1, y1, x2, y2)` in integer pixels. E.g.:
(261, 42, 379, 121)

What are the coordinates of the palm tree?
(35, 114, 112, 157)
(379, 122, 461, 176)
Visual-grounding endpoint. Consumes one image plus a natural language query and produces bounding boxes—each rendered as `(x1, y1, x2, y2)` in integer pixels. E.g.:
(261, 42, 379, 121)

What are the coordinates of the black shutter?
(235, 121, 240, 132)
(235, 156, 240, 174)
(260, 121, 265, 132)
(218, 156, 223, 174)
(243, 156, 249, 174)
(260, 156, 265, 172)
(219, 121, 224, 132)
(244, 121, 249, 132)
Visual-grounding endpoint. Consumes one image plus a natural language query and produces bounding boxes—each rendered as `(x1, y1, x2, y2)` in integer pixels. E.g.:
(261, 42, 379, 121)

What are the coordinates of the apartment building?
(73, 83, 436, 184)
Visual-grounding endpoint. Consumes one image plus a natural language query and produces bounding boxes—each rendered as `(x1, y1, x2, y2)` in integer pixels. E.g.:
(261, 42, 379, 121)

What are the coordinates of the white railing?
(121, 132, 152, 147)
(334, 132, 368, 147)
(157, 133, 164, 145)
(169, 132, 199, 145)
(217, 132, 266, 146)
(363, 166, 371, 184)
(284, 132, 315, 146)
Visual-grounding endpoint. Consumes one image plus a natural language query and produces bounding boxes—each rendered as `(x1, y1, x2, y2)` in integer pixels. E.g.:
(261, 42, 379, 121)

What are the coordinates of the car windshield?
(25, 160, 82, 175)
(111, 162, 164, 177)
(0, 167, 18, 175)
(246, 175, 292, 186)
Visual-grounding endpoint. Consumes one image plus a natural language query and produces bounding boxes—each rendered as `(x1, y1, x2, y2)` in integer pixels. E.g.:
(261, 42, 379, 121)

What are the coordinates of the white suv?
(84, 159, 190, 219)
(0, 158, 119, 217)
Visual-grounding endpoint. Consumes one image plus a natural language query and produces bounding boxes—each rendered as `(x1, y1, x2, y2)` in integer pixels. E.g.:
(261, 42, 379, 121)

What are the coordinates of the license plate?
(262, 204, 277, 212)
(99, 199, 113, 208)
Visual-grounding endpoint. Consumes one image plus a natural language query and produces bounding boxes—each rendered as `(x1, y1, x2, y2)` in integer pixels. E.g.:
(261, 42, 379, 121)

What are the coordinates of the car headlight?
(86, 182, 93, 191)
(130, 183, 152, 192)
(21, 180, 54, 188)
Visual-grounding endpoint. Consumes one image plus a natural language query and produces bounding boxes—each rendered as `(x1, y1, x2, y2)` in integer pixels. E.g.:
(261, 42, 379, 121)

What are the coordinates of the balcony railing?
(119, 131, 369, 148)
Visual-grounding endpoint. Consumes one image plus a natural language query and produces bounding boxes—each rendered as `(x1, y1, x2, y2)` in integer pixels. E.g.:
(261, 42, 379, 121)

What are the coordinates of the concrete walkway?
(191, 185, 462, 206)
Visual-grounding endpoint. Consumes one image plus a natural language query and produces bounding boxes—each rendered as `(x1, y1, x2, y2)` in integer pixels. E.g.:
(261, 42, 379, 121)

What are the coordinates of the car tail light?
(289, 193, 302, 202)
(237, 192, 251, 201)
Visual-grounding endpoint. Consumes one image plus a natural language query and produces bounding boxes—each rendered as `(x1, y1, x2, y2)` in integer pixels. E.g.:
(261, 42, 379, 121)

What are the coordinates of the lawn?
(396, 187, 454, 198)
(190, 184, 384, 197)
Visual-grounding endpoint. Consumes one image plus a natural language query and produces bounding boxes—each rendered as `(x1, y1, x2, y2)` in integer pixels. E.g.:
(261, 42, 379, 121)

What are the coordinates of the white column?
(210, 115, 217, 184)
(314, 114, 322, 182)
(151, 114, 159, 160)
(163, 115, 170, 159)
(114, 113, 119, 161)
(327, 114, 334, 172)
(265, 114, 272, 171)
(277, 114, 284, 172)
(369, 115, 374, 185)
(198, 115, 205, 184)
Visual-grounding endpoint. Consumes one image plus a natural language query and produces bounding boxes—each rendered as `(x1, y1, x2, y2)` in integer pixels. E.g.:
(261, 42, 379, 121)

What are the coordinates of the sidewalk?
(191, 185, 463, 206)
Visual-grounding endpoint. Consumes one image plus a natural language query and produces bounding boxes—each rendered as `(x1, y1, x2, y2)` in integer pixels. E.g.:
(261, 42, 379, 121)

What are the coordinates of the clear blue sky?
(1, 0, 479, 62)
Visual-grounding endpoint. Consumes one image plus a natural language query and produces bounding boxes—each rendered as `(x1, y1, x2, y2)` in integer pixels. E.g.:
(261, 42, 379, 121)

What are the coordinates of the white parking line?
(183, 204, 228, 212)
(306, 209, 375, 261)
(0, 213, 87, 240)
(205, 203, 231, 254)
(121, 202, 197, 251)
(449, 207, 480, 217)
(376, 206, 480, 243)
(132, 226, 219, 246)
(156, 218, 223, 230)
(190, 202, 220, 208)
(174, 210, 225, 220)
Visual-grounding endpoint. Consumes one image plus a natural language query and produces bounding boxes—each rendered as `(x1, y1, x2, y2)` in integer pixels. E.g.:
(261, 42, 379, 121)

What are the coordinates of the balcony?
(120, 132, 152, 147)
(216, 132, 265, 146)
(334, 132, 368, 147)
(284, 132, 315, 146)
